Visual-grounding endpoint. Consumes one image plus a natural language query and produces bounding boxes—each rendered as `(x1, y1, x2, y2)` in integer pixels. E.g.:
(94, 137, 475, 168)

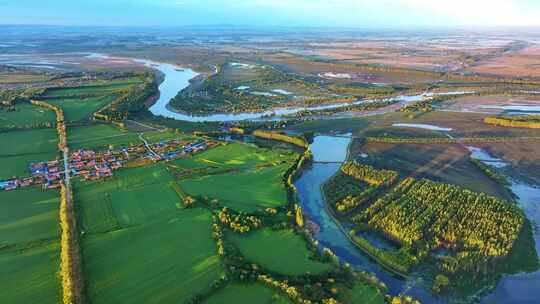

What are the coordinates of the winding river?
(88, 53, 471, 123)
(89, 53, 540, 302)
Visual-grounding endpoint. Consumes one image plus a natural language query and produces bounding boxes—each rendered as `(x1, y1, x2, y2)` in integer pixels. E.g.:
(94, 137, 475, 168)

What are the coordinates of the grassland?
(0, 103, 55, 128)
(0, 186, 61, 303)
(205, 283, 292, 304)
(0, 128, 58, 179)
(174, 142, 296, 212)
(228, 228, 331, 276)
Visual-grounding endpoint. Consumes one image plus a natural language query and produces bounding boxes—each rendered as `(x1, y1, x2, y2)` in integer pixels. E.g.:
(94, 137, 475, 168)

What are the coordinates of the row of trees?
(355, 177, 523, 274)
(341, 161, 398, 187)
(252, 130, 309, 148)
(484, 115, 540, 129)
(59, 184, 84, 304)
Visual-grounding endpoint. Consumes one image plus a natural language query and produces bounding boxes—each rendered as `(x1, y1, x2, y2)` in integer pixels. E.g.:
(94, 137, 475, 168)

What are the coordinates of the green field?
(337, 283, 385, 304)
(0, 104, 56, 128)
(174, 143, 296, 212)
(0, 242, 61, 304)
(75, 162, 225, 303)
(68, 124, 140, 150)
(82, 207, 223, 304)
(46, 95, 115, 122)
(74, 164, 180, 232)
(0, 187, 60, 246)
(0, 128, 58, 179)
(42, 78, 142, 98)
(0, 187, 61, 303)
(228, 228, 331, 276)
(205, 283, 292, 304)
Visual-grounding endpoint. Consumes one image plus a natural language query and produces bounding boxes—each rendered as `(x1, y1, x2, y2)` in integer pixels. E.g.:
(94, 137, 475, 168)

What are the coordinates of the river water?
(88, 53, 473, 123)
(294, 135, 540, 304)
(88, 52, 540, 302)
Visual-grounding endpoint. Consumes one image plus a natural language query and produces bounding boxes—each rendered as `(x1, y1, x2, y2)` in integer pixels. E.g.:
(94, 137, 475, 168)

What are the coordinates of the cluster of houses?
(0, 138, 219, 192)
(149, 140, 212, 161)
(0, 160, 63, 191)
(70, 149, 122, 181)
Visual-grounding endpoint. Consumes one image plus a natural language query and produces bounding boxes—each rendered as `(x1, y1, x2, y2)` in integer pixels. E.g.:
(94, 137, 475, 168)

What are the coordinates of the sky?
(1, 0, 540, 28)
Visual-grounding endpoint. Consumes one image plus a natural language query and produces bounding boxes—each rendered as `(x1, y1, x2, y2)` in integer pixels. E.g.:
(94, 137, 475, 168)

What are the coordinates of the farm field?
(73, 164, 179, 232)
(82, 208, 223, 304)
(75, 163, 225, 303)
(41, 77, 143, 98)
(205, 283, 292, 304)
(0, 103, 55, 128)
(0, 187, 60, 246)
(0, 241, 61, 304)
(68, 124, 140, 150)
(0, 186, 61, 303)
(174, 142, 296, 212)
(0, 128, 58, 179)
(227, 228, 331, 276)
(45, 95, 115, 122)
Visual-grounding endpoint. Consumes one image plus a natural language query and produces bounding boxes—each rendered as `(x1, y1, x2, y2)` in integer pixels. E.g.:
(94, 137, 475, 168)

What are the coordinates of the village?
(0, 137, 219, 191)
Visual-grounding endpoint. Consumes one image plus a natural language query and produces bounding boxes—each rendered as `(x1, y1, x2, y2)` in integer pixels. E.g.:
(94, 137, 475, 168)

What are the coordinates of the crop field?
(46, 95, 115, 122)
(205, 283, 292, 304)
(0, 187, 61, 303)
(142, 129, 200, 143)
(228, 228, 331, 276)
(0, 241, 61, 304)
(68, 124, 140, 150)
(82, 208, 223, 304)
(352, 141, 512, 200)
(0, 103, 55, 128)
(0, 187, 60, 246)
(0, 128, 58, 179)
(41, 77, 142, 98)
(74, 164, 180, 232)
(75, 163, 224, 303)
(174, 142, 296, 212)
